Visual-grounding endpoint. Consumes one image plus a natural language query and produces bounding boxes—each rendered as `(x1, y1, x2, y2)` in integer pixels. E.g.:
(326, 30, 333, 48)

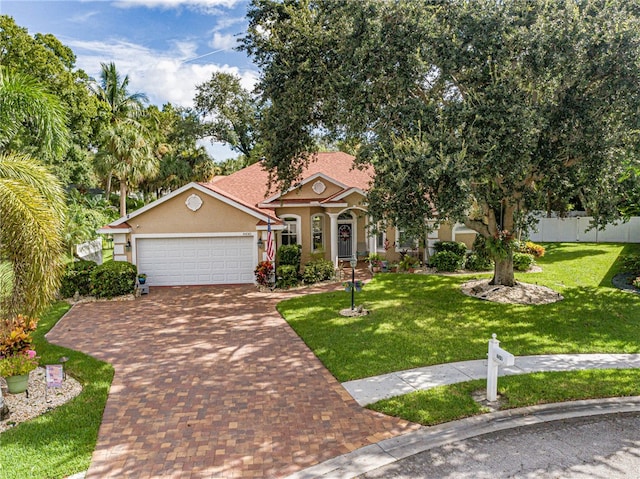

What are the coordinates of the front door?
(338, 223, 353, 258)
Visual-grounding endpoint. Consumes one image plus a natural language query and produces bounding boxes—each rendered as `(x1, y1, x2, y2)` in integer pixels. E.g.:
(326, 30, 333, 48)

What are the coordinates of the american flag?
(266, 218, 275, 262)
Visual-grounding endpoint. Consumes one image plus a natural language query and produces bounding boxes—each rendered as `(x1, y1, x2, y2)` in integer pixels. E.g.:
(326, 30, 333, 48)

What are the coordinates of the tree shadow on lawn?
(542, 243, 611, 262)
(598, 243, 640, 288)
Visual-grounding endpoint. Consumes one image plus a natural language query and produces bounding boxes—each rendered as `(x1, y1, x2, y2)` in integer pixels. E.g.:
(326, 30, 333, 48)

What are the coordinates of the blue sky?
(0, 0, 259, 160)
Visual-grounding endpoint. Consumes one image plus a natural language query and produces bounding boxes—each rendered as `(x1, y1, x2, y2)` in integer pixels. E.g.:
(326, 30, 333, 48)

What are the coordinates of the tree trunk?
(119, 181, 127, 217)
(105, 172, 113, 201)
(491, 253, 516, 286)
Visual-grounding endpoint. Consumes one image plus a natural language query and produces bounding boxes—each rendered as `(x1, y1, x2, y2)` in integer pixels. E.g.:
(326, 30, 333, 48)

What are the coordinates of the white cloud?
(113, 0, 240, 10)
(210, 31, 237, 50)
(68, 38, 258, 108)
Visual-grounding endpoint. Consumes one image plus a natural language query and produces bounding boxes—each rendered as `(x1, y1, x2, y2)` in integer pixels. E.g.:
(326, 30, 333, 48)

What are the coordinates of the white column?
(329, 213, 339, 266)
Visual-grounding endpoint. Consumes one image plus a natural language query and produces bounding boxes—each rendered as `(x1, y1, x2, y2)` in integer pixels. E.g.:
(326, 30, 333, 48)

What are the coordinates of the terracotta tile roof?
(200, 152, 372, 212)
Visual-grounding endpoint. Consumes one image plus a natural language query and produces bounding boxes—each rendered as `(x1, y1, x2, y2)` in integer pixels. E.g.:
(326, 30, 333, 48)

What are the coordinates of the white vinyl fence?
(528, 216, 640, 243)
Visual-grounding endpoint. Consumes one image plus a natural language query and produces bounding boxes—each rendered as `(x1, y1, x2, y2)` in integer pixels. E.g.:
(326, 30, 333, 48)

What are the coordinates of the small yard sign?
(46, 364, 64, 388)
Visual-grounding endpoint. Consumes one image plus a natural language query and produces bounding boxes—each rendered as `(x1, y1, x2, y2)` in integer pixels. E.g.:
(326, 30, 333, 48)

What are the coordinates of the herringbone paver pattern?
(48, 283, 416, 478)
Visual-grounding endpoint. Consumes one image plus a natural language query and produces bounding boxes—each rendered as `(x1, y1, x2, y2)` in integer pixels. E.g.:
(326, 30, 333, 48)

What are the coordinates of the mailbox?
(492, 346, 515, 367)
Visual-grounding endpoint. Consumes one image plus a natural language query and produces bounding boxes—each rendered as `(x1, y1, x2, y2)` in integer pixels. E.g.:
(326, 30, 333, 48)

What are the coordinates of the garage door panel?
(137, 236, 255, 286)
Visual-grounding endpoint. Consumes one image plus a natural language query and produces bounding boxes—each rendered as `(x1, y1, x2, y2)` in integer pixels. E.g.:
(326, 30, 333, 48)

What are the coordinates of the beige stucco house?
(99, 152, 476, 286)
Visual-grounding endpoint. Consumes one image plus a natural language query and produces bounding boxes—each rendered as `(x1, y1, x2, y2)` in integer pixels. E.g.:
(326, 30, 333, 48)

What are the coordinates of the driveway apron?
(47, 285, 416, 478)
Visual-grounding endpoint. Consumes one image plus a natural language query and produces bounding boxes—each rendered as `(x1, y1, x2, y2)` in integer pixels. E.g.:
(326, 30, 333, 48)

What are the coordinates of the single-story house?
(98, 152, 476, 286)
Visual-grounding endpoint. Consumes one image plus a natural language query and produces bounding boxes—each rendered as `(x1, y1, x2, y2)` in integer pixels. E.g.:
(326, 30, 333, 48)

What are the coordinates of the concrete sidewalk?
(285, 354, 640, 479)
(343, 353, 640, 406)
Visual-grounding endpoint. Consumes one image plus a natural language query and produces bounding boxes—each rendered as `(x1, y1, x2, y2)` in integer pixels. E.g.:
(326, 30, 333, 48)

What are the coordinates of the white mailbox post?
(487, 333, 515, 402)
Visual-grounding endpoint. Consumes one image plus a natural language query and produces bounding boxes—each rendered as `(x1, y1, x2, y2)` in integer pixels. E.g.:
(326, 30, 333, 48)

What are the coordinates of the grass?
(369, 368, 640, 426)
(280, 242, 640, 426)
(0, 302, 114, 479)
(279, 243, 640, 382)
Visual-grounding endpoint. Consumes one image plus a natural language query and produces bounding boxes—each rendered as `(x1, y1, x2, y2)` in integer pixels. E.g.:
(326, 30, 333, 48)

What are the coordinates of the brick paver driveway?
(48, 285, 416, 478)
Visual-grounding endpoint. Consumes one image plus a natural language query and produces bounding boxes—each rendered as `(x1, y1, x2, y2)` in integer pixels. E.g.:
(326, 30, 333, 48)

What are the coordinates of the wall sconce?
(257, 238, 264, 248)
(125, 240, 131, 252)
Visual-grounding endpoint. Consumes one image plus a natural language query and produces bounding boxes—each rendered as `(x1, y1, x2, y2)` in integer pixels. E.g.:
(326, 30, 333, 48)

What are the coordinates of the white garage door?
(136, 236, 255, 286)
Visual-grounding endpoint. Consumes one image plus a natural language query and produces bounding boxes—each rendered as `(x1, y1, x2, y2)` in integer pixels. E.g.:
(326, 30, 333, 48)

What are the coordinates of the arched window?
(311, 214, 325, 252)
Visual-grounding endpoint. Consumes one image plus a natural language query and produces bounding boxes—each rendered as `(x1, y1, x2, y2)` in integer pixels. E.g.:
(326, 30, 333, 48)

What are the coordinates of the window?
(281, 217, 299, 245)
(311, 214, 324, 252)
(377, 231, 386, 250)
(397, 230, 418, 249)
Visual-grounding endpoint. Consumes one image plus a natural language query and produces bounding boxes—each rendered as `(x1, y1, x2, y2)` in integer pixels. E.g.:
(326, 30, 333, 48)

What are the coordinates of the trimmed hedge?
(433, 241, 467, 257)
(276, 264, 299, 289)
(431, 251, 465, 272)
(90, 261, 137, 298)
(277, 244, 302, 271)
(60, 260, 98, 297)
(302, 259, 335, 284)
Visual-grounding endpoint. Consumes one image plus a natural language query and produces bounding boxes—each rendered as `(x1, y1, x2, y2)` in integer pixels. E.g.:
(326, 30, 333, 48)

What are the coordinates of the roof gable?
(209, 151, 373, 208)
(107, 182, 277, 228)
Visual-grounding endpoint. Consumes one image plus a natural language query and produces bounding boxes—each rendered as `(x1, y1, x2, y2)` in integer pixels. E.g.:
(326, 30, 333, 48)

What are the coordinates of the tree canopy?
(242, 0, 640, 285)
(194, 71, 261, 162)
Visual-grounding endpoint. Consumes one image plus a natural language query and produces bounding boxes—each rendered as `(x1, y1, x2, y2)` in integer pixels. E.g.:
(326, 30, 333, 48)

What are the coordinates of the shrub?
(60, 259, 98, 297)
(90, 261, 137, 298)
(0, 315, 38, 358)
(465, 252, 493, 271)
(513, 252, 535, 271)
(276, 264, 299, 289)
(254, 261, 274, 287)
(277, 244, 302, 271)
(399, 254, 419, 271)
(302, 259, 335, 284)
(522, 241, 545, 258)
(620, 254, 640, 275)
(433, 241, 467, 257)
(431, 251, 464, 272)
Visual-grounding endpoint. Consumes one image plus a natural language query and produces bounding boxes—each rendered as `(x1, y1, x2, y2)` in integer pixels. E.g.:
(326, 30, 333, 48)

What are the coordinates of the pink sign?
(46, 364, 64, 388)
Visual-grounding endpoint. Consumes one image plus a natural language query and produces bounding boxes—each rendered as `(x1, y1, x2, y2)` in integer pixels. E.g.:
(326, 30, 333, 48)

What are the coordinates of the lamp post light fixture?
(349, 255, 357, 310)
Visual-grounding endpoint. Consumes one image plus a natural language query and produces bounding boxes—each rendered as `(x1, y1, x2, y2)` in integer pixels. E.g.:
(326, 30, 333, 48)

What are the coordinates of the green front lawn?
(279, 243, 640, 382)
(0, 302, 113, 479)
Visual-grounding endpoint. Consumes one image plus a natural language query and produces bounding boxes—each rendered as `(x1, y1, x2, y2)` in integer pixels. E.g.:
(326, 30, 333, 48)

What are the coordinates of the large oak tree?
(242, 0, 640, 285)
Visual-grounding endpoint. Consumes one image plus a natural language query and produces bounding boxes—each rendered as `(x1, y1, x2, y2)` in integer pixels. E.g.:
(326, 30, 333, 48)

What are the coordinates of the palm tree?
(96, 122, 158, 216)
(0, 68, 67, 415)
(91, 62, 149, 200)
(0, 67, 67, 319)
(91, 62, 148, 124)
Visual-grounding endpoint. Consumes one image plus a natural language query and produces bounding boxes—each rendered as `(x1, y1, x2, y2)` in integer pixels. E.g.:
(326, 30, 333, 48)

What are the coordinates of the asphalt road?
(359, 413, 640, 479)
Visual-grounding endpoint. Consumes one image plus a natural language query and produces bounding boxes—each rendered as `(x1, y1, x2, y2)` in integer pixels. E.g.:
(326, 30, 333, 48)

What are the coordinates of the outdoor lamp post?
(350, 256, 357, 310)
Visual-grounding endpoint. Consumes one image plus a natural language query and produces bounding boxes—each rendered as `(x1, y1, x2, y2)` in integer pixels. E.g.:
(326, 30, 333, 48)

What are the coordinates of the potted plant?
(0, 350, 38, 393)
(137, 273, 147, 284)
(399, 254, 419, 273)
(367, 253, 383, 273)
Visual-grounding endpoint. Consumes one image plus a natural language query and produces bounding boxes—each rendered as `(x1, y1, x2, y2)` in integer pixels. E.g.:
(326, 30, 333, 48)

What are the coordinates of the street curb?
(284, 396, 640, 479)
